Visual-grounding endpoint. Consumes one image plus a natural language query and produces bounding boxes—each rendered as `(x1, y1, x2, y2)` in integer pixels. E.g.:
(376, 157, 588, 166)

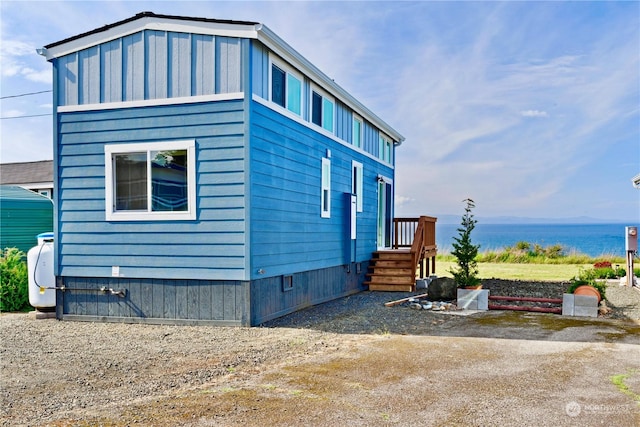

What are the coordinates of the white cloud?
(0, 39, 52, 84)
(520, 110, 549, 118)
(0, 109, 25, 118)
(394, 195, 415, 208)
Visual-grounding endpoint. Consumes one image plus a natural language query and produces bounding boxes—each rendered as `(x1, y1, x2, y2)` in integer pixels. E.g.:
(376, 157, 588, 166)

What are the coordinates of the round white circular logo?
(565, 401, 581, 417)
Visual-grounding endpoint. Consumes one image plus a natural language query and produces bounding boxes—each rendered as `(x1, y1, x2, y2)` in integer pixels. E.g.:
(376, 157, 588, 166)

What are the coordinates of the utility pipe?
(488, 304, 562, 314)
(489, 296, 563, 304)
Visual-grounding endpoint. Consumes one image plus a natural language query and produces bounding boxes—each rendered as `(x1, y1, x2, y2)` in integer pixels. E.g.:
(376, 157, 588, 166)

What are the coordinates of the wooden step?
(367, 267, 414, 276)
(370, 260, 413, 268)
(365, 283, 415, 292)
(365, 275, 414, 285)
(373, 252, 412, 258)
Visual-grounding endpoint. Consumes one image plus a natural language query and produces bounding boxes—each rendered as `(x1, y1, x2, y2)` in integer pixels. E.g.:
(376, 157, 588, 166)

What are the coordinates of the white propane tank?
(27, 232, 55, 308)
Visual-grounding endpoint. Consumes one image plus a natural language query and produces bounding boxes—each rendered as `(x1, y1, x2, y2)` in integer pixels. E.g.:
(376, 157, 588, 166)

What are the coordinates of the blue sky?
(1, 1, 638, 222)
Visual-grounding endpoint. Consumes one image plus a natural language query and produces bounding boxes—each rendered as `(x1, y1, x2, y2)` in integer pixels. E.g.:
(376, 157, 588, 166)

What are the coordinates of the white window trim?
(379, 133, 392, 163)
(104, 140, 196, 221)
(268, 54, 304, 117)
(321, 157, 331, 218)
(310, 83, 335, 133)
(352, 160, 363, 213)
(352, 114, 363, 148)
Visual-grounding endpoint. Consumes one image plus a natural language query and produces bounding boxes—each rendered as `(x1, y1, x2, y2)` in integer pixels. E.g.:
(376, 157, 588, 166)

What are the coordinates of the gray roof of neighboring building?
(0, 160, 53, 185)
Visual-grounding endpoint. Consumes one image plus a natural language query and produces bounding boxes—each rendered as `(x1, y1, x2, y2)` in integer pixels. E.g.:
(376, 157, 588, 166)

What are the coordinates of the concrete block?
(574, 294, 598, 307)
(457, 289, 489, 311)
(573, 294, 598, 317)
(562, 293, 598, 317)
(573, 305, 598, 318)
(476, 290, 489, 311)
(416, 279, 428, 290)
(562, 294, 574, 316)
(28, 310, 56, 320)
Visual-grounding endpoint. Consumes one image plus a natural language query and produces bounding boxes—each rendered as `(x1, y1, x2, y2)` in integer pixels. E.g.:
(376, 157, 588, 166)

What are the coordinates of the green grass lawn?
(435, 261, 592, 281)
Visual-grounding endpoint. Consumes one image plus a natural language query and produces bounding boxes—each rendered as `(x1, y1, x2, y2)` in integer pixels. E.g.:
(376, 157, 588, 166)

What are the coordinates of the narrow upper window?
(379, 134, 393, 163)
(352, 115, 363, 148)
(104, 140, 196, 221)
(352, 160, 363, 212)
(271, 65, 286, 108)
(321, 157, 331, 218)
(311, 85, 334, 133)
(270, 58, 303, 116)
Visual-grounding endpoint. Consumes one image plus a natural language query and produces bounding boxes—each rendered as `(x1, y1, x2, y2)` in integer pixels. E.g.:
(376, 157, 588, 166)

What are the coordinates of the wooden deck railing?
(393, 216, 438, 277)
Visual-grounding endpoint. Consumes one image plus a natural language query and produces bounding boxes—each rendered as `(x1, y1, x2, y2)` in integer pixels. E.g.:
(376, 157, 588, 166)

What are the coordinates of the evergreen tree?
(450, 198, 481, 288)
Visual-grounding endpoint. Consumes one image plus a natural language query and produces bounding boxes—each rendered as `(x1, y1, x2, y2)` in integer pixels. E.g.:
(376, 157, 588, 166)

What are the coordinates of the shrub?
(449, 198, 481, 288)
(594, 261, 612, 269)
(0, 248, 29, 312)
(544, 244, 565, 258)
(567, 268, 607, 301)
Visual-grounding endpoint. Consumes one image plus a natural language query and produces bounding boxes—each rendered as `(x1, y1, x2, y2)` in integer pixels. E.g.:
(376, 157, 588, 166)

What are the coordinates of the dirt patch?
(2, 280, 639, 426)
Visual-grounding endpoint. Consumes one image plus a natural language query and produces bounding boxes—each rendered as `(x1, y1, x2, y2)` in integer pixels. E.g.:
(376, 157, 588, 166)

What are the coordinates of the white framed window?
(104, 140, 196, 221)
(379, 134, 392, 163)
(321, 157, 331, 218)
(352, 160, 363, 213)
(269, 56, 303, 116)
(352, 114, 363, 148)
(311, 84, 335, 133)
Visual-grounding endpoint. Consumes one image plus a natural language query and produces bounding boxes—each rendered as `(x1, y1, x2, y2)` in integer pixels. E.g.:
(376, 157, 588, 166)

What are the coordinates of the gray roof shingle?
(0, 160, 53, 185)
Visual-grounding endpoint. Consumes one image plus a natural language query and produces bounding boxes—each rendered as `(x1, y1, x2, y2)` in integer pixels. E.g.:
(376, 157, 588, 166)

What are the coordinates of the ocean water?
(436, 223, 637, 258)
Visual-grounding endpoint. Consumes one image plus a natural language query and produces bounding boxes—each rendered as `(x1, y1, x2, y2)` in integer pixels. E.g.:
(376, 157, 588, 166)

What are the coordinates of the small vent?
(282, 275, 293, 292)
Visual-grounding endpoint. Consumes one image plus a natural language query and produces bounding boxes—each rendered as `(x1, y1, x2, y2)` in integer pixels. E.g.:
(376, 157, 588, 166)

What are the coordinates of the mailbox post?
(625, 226, 637, 287)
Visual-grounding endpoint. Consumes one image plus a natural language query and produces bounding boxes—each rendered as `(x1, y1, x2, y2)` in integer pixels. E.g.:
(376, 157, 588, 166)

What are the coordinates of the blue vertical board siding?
(362, 121, 379, 157)
(123, 32, 144, 101)
(168, 32, 191, 98)
(249, 264, 368, 325)
(250, 42, 269, 100)
(100, 39, 122, 103)
(57, 100, 247, 281)
(58, 54, 78, 106)
(57, 30, 244, 106)
(61, 277, 248, 325)
(192, 34, 215, 96)
(335, 101, 351, 142)
(249, 101, 391, 278)
(78, 47, 100, 104)
(216, 37, 242, 93)
(145, 30, 168, 100)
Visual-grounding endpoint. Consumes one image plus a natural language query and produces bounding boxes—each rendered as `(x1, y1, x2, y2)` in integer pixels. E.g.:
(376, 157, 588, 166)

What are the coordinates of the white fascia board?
(19, 182, 54, 189)
(255, 24, 405, 145)
(45, 16, 258, 61)
(58, 92, 243, 113)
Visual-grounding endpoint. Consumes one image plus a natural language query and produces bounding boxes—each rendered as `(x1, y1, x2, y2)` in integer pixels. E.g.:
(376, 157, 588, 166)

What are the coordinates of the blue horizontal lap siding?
(57, 100, 247, 281)
(249, 101, 390, 278)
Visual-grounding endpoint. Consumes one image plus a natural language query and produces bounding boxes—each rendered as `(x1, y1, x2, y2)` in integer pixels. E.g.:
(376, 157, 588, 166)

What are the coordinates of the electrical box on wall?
(626, 226, 638, 252)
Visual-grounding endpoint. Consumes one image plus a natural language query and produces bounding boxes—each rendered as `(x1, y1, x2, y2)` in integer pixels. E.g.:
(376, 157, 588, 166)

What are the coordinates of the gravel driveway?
(2, 281, 639, 426)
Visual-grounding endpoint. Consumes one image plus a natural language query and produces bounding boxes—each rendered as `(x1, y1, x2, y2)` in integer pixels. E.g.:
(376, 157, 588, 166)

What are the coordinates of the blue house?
(42, 12, 435, 325)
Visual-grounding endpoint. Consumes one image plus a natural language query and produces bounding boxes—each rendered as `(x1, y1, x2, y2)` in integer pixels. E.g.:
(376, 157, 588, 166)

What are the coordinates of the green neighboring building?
(0, 186, 54, 254)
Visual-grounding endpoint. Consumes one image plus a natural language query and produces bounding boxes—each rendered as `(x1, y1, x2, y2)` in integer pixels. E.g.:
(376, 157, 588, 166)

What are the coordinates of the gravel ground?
(1, 280, 639, 426)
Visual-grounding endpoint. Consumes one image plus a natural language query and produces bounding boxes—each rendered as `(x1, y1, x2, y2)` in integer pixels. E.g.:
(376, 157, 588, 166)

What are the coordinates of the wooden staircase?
(365, 216, 438, 292)
(365, 249, 416, 292)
